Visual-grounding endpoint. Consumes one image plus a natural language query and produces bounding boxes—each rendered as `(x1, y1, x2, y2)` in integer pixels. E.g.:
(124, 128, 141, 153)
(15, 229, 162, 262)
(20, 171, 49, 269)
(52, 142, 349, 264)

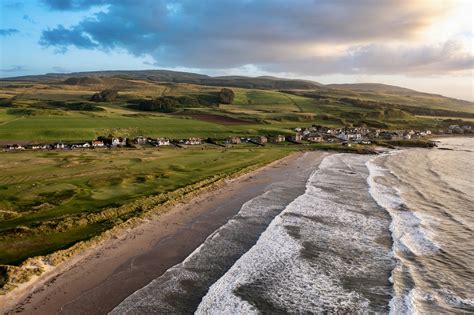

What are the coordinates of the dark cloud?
(0, 28, 19, 36)
(40, 25, 97, 50)
(38, 0, 473, 75)
(41, 0, 108, 11)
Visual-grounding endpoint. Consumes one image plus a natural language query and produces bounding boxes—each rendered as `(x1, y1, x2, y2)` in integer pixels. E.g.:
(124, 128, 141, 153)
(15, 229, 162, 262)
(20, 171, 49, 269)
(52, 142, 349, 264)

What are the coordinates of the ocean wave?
(366, 152, 444, 315)
(366, 155, 440, 254)
(111, 153, 324, 314)
(197, 154, 394, 314)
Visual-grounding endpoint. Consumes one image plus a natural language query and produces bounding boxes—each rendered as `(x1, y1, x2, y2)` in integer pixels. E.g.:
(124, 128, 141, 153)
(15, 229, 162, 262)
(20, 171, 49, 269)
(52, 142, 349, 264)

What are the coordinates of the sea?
(112, 137, 473, 314)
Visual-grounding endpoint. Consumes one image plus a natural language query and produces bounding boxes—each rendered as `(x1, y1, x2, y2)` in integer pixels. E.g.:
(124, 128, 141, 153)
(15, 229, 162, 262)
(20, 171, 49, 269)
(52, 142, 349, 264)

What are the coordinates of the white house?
(112, 137, 127, 147)
(157, 138, 170, 146)
(92, 140, 105, 147)
(185, 138, 202, 145)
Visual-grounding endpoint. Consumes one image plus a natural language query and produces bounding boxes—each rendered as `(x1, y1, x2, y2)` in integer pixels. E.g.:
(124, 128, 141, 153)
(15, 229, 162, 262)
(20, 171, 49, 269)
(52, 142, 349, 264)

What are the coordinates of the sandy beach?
(1, 151, 327, 314)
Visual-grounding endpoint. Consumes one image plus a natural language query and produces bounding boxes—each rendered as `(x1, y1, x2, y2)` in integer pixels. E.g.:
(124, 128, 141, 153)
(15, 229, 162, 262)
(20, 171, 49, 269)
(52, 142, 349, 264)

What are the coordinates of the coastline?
(1, 151, 327, 314)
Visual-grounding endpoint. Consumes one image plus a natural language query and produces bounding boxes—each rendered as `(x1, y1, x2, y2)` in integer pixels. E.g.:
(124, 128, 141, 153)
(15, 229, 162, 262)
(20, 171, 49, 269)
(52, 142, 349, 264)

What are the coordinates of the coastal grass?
(0, 145, 296, 266)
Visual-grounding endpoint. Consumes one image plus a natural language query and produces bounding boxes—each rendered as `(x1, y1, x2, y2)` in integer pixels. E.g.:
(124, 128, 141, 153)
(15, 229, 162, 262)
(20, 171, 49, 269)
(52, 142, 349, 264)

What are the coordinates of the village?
(3, 124, 471, 152)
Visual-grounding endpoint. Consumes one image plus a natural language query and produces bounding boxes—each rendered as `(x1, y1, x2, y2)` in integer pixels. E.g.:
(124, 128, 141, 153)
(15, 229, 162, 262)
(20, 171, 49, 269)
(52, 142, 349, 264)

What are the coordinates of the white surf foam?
(366, 152, 441, 315)
(196, 154, 393, 314)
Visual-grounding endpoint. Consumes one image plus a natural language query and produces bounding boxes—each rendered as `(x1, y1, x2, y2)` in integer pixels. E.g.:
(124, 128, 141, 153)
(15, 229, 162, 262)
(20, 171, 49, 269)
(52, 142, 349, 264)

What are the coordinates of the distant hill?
(2, 69, 472, 112)
(326, 83, 418, 95)
(1, 70, 322, 90)
(324, 83, 473, 113)
(63, 76, 104, 86)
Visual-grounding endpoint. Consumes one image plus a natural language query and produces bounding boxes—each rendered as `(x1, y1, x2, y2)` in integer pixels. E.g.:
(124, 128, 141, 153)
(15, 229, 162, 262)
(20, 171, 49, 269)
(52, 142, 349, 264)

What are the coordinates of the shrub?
(46, 100, 104, 111)
(7, 108, 36, 116)
(137, 97, 179, 112)
(0, 98, 14, 108)
(91, 89, 118, 102)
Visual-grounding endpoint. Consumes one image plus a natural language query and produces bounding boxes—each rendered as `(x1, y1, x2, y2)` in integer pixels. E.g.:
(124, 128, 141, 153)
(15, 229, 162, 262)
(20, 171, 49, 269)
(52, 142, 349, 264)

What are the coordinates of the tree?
(137, 97, 179, 112)
(90, 89, 118, 102)
(219, 88, 235, 104)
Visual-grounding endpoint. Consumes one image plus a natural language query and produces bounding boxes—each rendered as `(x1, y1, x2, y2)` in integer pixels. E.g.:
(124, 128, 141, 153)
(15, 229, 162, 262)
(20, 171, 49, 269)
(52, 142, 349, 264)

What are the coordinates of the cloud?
(38, 0, 473, 75)
(23, 15, 37, 24)
(0, 28, 19, 36)
(0, 65, 26, 72)
(41, 0, 108, 11)
(3, 2, 23, 10)
(40, 25, 97, 50)
(262, 41, 474, 76)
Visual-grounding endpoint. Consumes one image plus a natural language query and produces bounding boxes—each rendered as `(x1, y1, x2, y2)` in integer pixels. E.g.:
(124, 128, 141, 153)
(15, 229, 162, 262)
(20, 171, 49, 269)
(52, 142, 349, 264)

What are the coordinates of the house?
(7, 144, 24, 150)
(92, 140, 105, 147)
(271, 135, 286, 143)
(185, 138, 202, 145)
(254, 136, 267, 144)
(55, 143, 66, 150)
(111, 137, 127, 147)
(306, 134, 323, 142)
(367, 129, 380, 140)
(134, 136, 147, 145)
(448, 125, 463, 134)
(380, 131, 403, 140)
(30, 144, 48, 150)
(71, 142, 91, 149)
(226, 136, 241, 144)
(157, 138, 170, 146)
(287, 133, 302, 143)
(337, 132, 349, 141)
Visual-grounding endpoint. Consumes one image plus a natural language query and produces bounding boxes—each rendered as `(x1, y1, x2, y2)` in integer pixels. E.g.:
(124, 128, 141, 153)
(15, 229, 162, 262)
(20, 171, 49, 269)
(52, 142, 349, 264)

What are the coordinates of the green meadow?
(0, 145, 296, 265)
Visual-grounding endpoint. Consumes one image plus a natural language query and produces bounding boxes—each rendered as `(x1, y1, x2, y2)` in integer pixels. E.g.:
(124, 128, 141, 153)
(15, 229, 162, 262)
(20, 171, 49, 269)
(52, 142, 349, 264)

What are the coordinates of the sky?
(1, 0, 473, 101)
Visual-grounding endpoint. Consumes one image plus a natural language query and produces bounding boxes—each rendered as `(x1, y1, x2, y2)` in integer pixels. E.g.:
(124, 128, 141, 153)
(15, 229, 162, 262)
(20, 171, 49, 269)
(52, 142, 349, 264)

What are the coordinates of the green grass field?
(0, 145, 295, 265)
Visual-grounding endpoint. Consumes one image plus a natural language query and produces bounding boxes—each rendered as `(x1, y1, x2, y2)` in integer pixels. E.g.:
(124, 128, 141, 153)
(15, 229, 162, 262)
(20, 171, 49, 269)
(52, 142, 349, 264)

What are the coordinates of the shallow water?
(368, 137, 474, 313)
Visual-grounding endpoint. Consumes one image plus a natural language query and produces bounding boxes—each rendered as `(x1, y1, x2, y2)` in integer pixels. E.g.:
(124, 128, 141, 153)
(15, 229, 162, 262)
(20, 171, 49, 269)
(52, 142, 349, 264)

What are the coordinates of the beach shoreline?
(1, 150, 328, 314)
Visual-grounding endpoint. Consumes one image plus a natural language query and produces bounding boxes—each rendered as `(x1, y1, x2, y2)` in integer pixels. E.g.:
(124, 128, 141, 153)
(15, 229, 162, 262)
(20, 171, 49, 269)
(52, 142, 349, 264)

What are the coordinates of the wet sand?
(1, 151, 327, 315)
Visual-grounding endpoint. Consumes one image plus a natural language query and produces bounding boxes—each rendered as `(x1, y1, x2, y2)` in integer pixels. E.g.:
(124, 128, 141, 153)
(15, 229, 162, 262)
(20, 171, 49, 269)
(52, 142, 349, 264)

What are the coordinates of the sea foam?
(197, 154, 394, 314)
(366, 152, 441, 315)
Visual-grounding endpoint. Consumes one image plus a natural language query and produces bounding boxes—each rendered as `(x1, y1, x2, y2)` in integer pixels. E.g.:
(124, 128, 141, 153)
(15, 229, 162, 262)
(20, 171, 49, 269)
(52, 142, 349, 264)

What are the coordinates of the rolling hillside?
(3, 69, 472, 113)
(0, 70, 472, 142)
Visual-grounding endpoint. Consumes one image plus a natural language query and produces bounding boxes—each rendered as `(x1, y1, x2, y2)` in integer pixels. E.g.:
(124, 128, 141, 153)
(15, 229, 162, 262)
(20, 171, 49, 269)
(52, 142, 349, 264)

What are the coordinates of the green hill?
(0, 70, 472, 141)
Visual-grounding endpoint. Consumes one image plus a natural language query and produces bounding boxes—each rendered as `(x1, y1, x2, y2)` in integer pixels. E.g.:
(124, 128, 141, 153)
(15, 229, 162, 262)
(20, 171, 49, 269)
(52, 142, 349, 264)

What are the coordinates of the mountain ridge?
(1, 69, 472, 105)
